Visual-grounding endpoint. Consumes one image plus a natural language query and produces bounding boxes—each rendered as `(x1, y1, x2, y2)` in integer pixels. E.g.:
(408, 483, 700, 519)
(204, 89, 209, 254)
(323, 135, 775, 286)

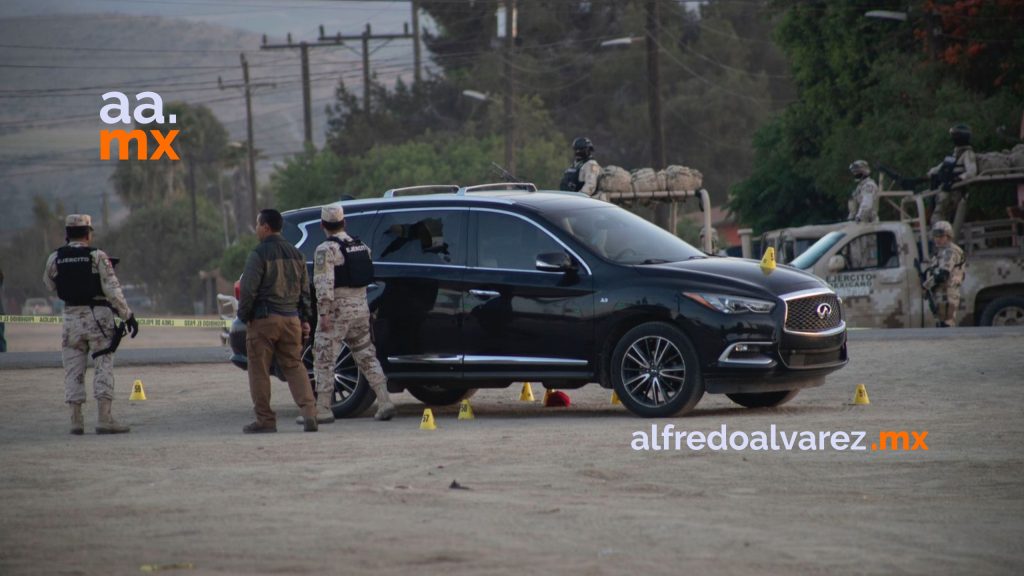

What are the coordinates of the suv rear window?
(373, 209, 466, 266)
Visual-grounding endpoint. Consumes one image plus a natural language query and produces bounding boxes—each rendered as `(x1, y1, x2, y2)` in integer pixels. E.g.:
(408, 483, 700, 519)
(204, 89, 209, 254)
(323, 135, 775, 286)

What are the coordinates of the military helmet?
(572, 136, 594, 159)
(949, 124, 971, 146)
(932, 220, 953, 238)
(848, 160, 870, 178)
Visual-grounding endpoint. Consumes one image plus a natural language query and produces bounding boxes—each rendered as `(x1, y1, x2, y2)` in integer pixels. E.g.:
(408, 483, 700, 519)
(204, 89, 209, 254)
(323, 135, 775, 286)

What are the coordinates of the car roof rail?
(458, 182, 538, 194)
(383, 185, 461, 197)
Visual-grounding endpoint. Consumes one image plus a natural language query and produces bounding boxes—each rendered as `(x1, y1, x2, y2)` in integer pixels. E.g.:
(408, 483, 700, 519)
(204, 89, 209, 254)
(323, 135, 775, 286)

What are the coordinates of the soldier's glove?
(126, 314, 140, 338)
(932, 269, 949, 285)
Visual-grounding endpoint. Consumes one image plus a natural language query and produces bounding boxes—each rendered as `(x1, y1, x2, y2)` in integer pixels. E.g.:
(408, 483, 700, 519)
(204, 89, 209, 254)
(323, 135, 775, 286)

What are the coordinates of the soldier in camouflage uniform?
(560, 137, 601, 197)
(307, 205, 396, 424)
(929, 124, 978, 224)
(847, 160, 878, 223)
(44, 214, 139, 435)
(699, 226, 725, 256)
(923, 220, 966, 327)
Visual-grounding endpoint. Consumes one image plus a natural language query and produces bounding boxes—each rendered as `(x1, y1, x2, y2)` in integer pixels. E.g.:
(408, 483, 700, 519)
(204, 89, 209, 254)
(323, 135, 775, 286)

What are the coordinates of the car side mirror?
(827, 254, 846, 273)
(536, 252, 576, 272)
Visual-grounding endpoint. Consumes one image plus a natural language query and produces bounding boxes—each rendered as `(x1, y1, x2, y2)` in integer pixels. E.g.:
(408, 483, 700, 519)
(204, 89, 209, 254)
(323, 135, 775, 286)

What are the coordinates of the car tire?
(407, 385, 477, 406)
(301, 343, 375, 418)
(726, 390, 799, 409)
(611, 322, 703, 417)
(979, 296, 1024, 326)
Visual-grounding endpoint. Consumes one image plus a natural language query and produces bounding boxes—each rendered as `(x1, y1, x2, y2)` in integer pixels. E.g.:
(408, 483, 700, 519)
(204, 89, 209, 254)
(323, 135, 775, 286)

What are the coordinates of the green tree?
(106, 197, 224, 313)
(110, 102, 229, 212)
(271, 145, 348, 211)
(0, 195, 66, 306)
(729, 0, 1024, 232)
(418, 1, 793, 204)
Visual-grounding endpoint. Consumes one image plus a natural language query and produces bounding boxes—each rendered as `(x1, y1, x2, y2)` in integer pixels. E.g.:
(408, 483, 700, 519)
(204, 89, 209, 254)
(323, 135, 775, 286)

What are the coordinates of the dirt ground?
(1, 334, 1023, 576)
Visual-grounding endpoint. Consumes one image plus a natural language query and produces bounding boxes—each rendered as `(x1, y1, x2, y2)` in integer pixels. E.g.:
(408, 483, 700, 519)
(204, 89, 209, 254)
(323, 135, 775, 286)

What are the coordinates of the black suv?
(230, 184, 848, 418)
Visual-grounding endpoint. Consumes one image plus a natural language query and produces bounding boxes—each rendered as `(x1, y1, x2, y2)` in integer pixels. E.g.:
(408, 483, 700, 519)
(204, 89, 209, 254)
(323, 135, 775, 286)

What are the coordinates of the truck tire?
(979, 297, 1024, 326)
(610, 322, 703, 418)
(726, 390, 799, 409)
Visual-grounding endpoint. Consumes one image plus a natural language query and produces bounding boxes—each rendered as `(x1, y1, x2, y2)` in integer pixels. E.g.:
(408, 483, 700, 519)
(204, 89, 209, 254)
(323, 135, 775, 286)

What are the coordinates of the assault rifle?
(913, 257, 938, 316)
(490, 162, 524, 183)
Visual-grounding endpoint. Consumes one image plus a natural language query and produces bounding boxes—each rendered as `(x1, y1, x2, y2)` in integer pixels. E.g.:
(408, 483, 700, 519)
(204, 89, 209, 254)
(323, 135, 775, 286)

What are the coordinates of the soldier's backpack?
(327, 236, 374, 288)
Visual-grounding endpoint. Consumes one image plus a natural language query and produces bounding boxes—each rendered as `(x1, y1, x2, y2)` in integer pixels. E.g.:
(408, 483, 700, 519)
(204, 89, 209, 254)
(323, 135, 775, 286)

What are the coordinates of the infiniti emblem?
(816, 303, 833, 319)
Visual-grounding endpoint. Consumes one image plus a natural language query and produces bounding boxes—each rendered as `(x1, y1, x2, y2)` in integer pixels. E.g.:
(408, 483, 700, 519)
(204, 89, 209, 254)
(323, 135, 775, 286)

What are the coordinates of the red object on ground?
(544, 390, 571, 407)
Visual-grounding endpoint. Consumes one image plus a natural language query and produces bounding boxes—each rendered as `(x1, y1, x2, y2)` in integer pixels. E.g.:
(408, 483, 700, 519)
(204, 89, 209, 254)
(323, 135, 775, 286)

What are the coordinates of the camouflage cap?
(65, 214, 93, 228)
(932, 220, 953, 237)
(321, 205, 344, 223)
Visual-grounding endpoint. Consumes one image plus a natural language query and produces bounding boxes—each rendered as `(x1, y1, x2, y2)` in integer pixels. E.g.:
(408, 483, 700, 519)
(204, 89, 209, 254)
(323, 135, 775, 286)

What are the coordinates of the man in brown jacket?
(238, 209, 317, 433)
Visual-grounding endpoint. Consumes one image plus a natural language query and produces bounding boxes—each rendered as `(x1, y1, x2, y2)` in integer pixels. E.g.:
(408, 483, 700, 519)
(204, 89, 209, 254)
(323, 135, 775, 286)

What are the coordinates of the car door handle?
(469, 289, 500, 299)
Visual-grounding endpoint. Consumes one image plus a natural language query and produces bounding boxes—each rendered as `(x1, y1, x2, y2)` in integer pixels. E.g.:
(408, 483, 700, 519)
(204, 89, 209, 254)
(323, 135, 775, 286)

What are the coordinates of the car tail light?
(234, 280, 240, 301)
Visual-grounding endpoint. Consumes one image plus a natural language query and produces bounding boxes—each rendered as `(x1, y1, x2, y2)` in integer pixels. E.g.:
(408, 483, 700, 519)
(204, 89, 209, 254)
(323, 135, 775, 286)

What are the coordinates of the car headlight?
(683, 292, 776, 314)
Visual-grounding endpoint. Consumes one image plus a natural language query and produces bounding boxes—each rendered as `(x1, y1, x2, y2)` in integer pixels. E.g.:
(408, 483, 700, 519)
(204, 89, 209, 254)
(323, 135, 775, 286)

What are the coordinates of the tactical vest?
(54, 246, 108, 306)
(327, 236, 374, 288)
(560, 162, 583, 192)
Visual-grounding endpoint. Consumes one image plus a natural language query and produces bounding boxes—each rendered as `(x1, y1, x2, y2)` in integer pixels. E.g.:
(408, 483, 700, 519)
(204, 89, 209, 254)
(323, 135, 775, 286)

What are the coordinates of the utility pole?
(504, 0, 516, 175)
(242, 54, 257, 228)
(645, 0, 665, 170)
(412, 0, 422, 84)
(362, 25, 371, 113)
(301, 43, 311, 145)
(260, 34, 314, 147)
(318, 23, 416, 115)
(219, 54, 274, 229)
(645, 0, 673, 232)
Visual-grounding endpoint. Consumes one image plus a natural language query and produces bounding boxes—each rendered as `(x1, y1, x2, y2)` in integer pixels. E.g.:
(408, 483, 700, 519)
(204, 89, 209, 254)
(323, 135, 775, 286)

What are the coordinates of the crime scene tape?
(0, 315, 230, 328)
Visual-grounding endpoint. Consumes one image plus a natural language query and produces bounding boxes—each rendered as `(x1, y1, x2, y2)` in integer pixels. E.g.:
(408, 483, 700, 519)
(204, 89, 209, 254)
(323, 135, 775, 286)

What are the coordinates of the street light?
(864, 10, 908, 22)
(865, 7, 940, 60)
(599, 36, 643, 48)
(461, 90, 489, 102)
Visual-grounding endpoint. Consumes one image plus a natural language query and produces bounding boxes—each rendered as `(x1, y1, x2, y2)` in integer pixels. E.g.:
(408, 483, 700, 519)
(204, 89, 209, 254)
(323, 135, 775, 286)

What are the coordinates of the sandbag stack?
(597, 164, 704, 194)
(977, 144, 1024, 172)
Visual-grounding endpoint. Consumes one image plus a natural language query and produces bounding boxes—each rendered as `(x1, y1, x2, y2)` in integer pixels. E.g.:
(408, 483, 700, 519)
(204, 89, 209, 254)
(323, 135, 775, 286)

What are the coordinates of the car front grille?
(785, 293, 843, 333)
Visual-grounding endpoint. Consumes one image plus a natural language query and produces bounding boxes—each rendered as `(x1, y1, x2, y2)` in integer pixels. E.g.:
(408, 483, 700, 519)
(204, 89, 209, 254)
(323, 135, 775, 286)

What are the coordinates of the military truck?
(752, 223, 847, 265)
(739, 163, 1024, 327)
(783, 192, 1023, 327)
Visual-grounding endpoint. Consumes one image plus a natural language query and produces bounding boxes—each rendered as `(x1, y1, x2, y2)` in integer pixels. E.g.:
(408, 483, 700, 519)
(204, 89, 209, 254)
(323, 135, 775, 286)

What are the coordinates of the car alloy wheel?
(620, 336, 686, 408)
(611, 322, 703, 418)
(301, 343, 374, 417)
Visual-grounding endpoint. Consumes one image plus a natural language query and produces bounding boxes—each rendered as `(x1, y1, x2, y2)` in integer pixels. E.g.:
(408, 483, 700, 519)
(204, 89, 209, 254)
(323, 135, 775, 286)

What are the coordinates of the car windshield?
(790, 231, 846, 270)
(544, 204, 703, 264)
